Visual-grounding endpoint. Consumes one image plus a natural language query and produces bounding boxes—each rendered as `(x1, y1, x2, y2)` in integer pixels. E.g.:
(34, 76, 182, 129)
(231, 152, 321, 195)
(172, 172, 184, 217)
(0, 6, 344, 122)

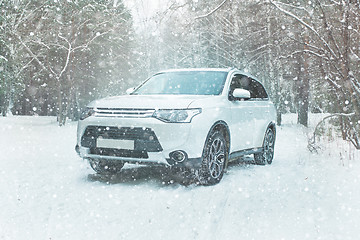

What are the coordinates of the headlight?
(80, 107, 95, 120)
(153, 108, 202, 123)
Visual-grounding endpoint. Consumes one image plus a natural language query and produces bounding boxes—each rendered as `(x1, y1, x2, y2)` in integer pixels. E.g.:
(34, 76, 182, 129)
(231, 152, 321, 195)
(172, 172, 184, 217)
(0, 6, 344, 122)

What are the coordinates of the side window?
(248, 78, 268, 99)
(229, 74, 268, 100)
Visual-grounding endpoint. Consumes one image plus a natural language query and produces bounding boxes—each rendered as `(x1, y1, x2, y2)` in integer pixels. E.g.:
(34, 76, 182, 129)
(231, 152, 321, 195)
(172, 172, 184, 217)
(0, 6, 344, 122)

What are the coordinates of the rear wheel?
(197, 131, 228, 185)
(88, 159, 124, 175)
(254, 127, 275, 165)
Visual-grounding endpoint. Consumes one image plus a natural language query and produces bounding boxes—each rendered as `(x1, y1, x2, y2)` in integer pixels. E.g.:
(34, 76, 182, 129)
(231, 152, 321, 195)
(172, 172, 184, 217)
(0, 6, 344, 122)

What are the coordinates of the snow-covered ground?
(1, 115, 359, 240)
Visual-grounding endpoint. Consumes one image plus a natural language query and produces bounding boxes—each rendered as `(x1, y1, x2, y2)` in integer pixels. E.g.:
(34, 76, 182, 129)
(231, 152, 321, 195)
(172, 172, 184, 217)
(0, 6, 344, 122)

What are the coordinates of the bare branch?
(31, 40, 51, 49)
(350, 49, 360, 61)
(328, 0, 341, 5)
(14, 2, 46, 31)
(308, 112, 356, 152)
(287, 35, 326, 54)
(279, 49, 328, 60)
(270, 0, 339, 59)
(72, 30, 111, 51)
(247, 44, 274, 54)
(194, 0, 228, 20)
(57, 35, 72, 80)
(275, 1, 312, 16)
(0, 55, 8, 62)
(15, 58, 34, 78)
(315, 0, 342, 56)
(17, 34, 50, 75)
(351, 78, 360, 96)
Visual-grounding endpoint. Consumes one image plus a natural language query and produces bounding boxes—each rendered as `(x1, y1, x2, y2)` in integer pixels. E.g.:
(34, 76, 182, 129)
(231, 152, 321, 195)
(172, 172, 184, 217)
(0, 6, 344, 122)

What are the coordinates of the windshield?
(132, 71, 228, 95)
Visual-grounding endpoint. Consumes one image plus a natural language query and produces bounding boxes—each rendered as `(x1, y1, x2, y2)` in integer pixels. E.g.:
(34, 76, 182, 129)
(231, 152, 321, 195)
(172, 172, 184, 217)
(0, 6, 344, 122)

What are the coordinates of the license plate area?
(96, 138, 134, 150)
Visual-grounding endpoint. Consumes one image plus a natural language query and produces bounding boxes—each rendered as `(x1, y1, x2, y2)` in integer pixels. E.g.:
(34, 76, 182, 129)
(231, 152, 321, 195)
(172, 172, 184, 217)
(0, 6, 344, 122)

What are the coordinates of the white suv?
(76, 68, 276, 185)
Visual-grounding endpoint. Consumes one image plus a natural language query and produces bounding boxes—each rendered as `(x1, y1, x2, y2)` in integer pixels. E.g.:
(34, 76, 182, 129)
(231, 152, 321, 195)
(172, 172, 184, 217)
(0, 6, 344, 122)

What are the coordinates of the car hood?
(88, 95, 213, 109)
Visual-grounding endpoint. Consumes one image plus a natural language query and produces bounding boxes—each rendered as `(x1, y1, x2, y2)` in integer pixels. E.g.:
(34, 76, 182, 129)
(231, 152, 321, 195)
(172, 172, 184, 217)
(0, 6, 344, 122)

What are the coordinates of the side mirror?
(126, 87, 135, 95)
(232, 88, 251, 100)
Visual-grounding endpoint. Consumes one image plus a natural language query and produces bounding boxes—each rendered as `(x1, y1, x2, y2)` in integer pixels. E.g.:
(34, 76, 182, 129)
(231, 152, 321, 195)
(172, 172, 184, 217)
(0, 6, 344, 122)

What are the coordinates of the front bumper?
(76, 116, 209, 168)
(76, 145, 202, 168)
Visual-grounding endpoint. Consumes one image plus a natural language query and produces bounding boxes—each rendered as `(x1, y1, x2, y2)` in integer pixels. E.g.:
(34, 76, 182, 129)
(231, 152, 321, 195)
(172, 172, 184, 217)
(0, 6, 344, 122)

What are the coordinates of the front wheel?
(88, 158, 124, 175)
(197, 131, 228, 185)
(254, 127, 275, 165)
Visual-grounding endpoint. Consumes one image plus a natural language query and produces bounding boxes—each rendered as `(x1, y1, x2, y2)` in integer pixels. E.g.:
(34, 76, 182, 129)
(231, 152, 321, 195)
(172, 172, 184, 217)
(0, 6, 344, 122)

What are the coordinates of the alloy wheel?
(263, 128, 275, 164)
(207, 137, 226, 179)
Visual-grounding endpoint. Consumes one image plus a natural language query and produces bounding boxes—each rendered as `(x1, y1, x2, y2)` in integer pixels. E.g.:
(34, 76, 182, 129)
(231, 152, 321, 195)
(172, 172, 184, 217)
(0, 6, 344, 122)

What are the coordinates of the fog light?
(170, 150, 187, 163)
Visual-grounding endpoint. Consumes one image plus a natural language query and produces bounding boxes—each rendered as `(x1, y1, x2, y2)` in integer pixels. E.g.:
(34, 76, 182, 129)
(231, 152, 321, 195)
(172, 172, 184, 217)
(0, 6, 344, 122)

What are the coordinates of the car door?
(228, 74, 255, 152)
(247, 78, 272, 148)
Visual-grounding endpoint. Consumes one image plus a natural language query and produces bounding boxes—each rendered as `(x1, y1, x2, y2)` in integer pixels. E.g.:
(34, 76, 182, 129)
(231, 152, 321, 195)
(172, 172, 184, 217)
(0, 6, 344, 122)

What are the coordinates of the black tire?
(198, 131, 228, 185)
(88, 158, 124, 175)
(254, 127, 275, 165)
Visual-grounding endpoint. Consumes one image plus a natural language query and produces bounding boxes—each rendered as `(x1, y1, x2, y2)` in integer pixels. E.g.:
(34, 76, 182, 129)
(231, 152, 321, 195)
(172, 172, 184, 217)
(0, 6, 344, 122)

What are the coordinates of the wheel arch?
(206, 121, 231, 165)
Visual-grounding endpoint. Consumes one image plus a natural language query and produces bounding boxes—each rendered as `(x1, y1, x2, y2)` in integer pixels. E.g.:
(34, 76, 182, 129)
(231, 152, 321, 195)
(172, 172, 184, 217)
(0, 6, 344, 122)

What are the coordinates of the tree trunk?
(297, 32, 310, 127)
(57, 78, 67, 126)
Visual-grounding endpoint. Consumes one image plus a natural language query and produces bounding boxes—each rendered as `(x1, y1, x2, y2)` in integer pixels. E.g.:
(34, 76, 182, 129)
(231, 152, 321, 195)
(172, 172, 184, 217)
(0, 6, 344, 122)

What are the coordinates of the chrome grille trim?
(94, 108, 155, 118)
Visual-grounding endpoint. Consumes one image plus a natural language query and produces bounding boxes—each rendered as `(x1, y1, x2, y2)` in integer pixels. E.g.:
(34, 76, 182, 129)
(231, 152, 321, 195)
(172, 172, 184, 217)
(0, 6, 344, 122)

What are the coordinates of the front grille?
(81, 126, 163, 158)
(94, 108, 155, 118)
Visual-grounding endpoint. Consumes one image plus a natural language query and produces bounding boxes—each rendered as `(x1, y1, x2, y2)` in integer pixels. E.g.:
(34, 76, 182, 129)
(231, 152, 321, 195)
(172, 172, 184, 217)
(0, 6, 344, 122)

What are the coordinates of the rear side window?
(248, 78, 268, 99)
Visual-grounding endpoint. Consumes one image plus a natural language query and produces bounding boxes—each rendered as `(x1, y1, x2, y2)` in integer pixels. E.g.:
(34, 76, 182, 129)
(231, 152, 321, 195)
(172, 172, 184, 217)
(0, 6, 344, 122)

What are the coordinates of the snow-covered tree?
(1, 0, 135, 125)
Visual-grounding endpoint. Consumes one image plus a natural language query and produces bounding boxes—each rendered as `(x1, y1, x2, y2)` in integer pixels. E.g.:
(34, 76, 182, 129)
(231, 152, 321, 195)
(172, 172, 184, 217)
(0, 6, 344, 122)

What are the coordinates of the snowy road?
(1, 116, 359, 240)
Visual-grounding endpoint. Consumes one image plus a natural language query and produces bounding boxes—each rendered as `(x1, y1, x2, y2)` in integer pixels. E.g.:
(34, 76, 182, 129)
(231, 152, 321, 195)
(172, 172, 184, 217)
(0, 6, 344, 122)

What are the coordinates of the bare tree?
(2, 0, 135, 125)
(270, 0, 360, 148)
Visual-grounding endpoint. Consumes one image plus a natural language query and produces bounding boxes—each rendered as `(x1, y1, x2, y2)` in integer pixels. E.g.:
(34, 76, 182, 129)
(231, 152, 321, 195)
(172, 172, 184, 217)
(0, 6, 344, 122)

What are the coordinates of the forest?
(0, 0, 359, 149)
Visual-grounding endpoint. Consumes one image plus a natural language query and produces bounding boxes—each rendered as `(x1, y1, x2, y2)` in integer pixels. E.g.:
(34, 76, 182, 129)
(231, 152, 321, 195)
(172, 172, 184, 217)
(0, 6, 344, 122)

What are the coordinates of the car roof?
(158, 68, 233, 73)
(156, 68, 258, 81)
